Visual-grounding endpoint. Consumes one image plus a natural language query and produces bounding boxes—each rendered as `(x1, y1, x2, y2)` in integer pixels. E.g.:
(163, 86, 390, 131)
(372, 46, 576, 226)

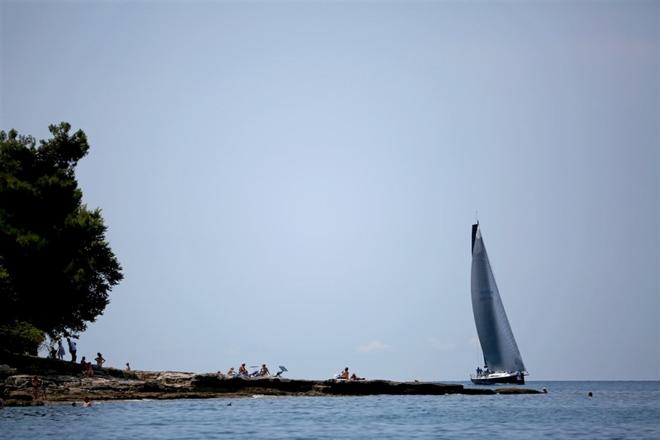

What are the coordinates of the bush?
(0, 322, 45, 355)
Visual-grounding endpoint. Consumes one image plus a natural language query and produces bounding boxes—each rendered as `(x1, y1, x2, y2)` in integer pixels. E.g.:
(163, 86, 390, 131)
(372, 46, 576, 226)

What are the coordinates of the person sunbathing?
(238, 363, 249, 377)
(259, 364, 270, 377)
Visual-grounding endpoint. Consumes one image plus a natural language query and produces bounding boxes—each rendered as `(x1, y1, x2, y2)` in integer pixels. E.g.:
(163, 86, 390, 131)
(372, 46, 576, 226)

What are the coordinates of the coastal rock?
(319, 380, 465, 396)
(191, 373, 224, 389)
(0, 364, 17, 379)
(190, 376, 319, 395)
(4, 374, 33, 388)
(137, 380, 166, 393)
(456, 387, 496, 395)
(0, 352, 547, 405)
(7, 391, 33, 401)
(155, 372, 195, 386)
(3, 399, 44, 407)
(495, 387, 544, 395)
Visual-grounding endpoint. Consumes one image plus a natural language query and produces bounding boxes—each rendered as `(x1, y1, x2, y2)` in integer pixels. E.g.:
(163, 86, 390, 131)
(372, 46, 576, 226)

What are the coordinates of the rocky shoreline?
(0, 352, 542, 407)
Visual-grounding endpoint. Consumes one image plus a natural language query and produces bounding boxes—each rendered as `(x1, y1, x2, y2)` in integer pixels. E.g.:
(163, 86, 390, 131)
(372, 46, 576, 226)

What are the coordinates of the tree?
(0, 123, 123, 347)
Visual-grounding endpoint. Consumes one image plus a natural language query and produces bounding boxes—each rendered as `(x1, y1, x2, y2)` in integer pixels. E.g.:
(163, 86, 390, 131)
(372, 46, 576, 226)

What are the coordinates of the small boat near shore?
(470, 223, 528, 385)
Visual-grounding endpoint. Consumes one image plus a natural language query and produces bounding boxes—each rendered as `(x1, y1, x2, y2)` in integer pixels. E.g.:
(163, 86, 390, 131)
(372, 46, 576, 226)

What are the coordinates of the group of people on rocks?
(45, 337, 133, 375)
(222, 363, 271, 378)
(46, 337, 79, 362)
(219, 364, 365, 380)
(79, 353, 105, 377)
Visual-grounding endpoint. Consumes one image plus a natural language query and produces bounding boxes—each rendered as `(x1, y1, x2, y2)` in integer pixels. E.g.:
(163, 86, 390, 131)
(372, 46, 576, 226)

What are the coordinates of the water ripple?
(1, 382, 659, 440)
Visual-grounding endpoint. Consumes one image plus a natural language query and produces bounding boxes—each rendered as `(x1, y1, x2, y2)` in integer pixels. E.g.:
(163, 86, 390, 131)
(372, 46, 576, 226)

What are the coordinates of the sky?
(1, 0, 658, 381)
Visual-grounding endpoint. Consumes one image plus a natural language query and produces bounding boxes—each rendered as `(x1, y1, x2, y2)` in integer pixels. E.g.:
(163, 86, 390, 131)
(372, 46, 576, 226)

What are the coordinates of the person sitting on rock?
(238, 363, 249, 377)
(80, 357, 93, 377)
(125, 362, 131, 371)
(339, 367, 349, 380)
(226, 367, 235, 377)
(259, 364, 270, 377)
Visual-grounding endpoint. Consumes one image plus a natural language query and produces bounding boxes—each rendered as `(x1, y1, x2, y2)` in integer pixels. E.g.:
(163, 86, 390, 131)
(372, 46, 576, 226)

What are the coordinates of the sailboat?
(470, 223, 527, 385)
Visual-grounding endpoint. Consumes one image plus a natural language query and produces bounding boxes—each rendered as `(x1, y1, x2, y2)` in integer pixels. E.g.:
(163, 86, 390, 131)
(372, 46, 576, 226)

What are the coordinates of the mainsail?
(471, 223, 526, 373)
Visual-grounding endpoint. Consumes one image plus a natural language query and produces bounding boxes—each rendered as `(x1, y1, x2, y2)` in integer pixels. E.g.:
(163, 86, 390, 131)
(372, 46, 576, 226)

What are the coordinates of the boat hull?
(470, 372, 525, 385)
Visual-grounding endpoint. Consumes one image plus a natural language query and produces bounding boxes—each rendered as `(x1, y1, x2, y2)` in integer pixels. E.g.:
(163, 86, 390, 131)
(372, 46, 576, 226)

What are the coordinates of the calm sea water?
(2, 381, 659, 439)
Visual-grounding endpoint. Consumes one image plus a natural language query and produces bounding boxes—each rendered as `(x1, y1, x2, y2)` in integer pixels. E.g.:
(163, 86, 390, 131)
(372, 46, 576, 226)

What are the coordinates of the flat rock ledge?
(0, 353, 543, 407)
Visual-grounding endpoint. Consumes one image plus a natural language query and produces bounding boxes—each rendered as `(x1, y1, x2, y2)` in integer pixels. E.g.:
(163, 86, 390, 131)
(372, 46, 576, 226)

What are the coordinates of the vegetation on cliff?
(0, 123, 123, 352)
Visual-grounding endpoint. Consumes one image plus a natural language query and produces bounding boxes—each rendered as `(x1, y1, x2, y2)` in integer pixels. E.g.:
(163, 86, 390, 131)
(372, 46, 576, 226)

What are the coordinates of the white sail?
(471, 223, 526, 373)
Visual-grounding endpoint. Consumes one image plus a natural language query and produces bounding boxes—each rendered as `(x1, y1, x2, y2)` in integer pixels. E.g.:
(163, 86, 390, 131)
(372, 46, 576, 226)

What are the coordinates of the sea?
(2, 381, 659, 439)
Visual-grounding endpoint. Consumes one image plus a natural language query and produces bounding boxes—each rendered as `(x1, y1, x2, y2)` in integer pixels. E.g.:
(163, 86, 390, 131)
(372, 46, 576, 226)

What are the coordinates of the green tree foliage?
(0, 322, 45, 355)
(0, 123, 123, 340)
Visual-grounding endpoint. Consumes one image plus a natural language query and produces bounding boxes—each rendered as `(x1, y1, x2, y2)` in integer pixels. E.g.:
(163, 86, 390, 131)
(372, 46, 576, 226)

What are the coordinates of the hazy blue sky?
(1, 0, 658, 381)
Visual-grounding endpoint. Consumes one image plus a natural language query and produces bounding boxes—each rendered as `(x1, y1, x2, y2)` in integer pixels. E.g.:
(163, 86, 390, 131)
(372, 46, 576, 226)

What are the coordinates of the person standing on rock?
(67, 338, 77, 362)
(31, 376, 43, 399)
(57, 340, 66, 360)
(95, 353, 105, 368)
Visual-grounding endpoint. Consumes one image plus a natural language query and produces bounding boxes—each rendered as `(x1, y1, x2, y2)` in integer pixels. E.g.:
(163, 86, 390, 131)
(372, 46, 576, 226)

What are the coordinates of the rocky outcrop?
(0, 350, 137, 379)
(0, 352, 543, 406)
(0, 364, 17, 379)
(311, 379, 465, 395)
(493, 387, 544, 395)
